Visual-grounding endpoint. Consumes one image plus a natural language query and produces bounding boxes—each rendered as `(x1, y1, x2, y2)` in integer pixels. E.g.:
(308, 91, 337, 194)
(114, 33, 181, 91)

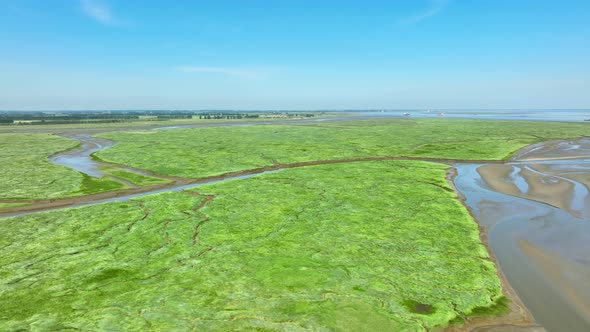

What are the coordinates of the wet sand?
(512, 138, 590, 161)
(477, 164, 582, 217)
(518, 240, 590, 320)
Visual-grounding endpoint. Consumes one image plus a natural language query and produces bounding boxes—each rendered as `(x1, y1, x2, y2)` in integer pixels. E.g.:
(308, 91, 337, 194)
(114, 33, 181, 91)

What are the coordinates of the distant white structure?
(259, 113, 288, 118)
(13, 120, 41, 124)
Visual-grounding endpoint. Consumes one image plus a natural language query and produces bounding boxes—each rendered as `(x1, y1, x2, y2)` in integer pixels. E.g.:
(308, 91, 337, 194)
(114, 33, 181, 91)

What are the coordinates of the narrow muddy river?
(454, 138, 590, 332)
(1, 171, 279, 219)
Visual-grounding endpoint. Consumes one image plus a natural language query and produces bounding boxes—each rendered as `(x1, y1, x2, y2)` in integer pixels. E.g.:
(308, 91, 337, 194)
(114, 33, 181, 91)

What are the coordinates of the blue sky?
(1, 0, 589, 110)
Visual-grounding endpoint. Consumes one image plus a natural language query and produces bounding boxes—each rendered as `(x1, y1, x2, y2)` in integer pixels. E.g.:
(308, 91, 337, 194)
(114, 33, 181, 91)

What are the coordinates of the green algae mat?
(1, 161, 503, 331)
(1, 119, 587, 201)
(95, 119, 589, 179)
(2, 119, 587, 330)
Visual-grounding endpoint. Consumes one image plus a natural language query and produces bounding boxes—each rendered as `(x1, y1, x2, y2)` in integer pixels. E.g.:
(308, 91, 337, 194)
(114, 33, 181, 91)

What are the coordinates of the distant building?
(13, 120, 41, 124)
(259, 113, 288, 118)
(138, 115, 158, 120)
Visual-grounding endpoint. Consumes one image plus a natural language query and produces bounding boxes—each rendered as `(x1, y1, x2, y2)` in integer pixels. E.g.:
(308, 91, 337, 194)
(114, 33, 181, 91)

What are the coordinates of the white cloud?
(177, 66, 263, 79)
(399, 0, 449, 25)
(81, 0, 116, 26)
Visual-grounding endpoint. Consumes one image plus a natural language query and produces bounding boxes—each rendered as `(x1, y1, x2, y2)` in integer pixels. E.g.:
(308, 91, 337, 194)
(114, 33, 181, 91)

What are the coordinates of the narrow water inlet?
(49, 134, 116, 177)
(508, 165, 529, 194)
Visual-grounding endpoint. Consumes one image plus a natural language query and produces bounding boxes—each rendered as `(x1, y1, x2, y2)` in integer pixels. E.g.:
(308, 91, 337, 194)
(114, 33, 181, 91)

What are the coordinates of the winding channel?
(2, 129, 590, 331)
(49, 134, 116, 178)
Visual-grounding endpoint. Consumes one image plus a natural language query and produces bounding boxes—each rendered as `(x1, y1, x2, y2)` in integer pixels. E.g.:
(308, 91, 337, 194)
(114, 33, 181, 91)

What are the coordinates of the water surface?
(454, 138, 590, 332)
(49, 134, 115, 177)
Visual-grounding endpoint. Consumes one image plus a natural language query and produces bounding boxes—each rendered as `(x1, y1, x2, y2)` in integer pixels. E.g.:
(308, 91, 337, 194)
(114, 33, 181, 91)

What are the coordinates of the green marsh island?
(1, 119, 588, 331)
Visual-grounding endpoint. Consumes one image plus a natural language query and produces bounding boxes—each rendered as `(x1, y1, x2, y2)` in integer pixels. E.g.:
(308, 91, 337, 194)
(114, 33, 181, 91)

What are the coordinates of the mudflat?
(457, 137, 590, 331)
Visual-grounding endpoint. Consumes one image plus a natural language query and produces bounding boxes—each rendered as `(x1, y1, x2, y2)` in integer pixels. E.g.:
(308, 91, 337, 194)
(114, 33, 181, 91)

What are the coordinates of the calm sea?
(349, 110, 590, 122)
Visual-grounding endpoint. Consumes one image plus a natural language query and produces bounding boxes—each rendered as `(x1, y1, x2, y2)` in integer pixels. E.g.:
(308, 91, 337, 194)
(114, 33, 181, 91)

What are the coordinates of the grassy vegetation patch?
(0, 202, 31, 210)
(101, 167, 171, 186)
(75, 174, 127, 195)
(469, 296, 510, 317)
(0, 133, 84, 199)
(1, 161, 503, 331)
(0, 134, 144, 200)
(95, 119, 588, 179)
